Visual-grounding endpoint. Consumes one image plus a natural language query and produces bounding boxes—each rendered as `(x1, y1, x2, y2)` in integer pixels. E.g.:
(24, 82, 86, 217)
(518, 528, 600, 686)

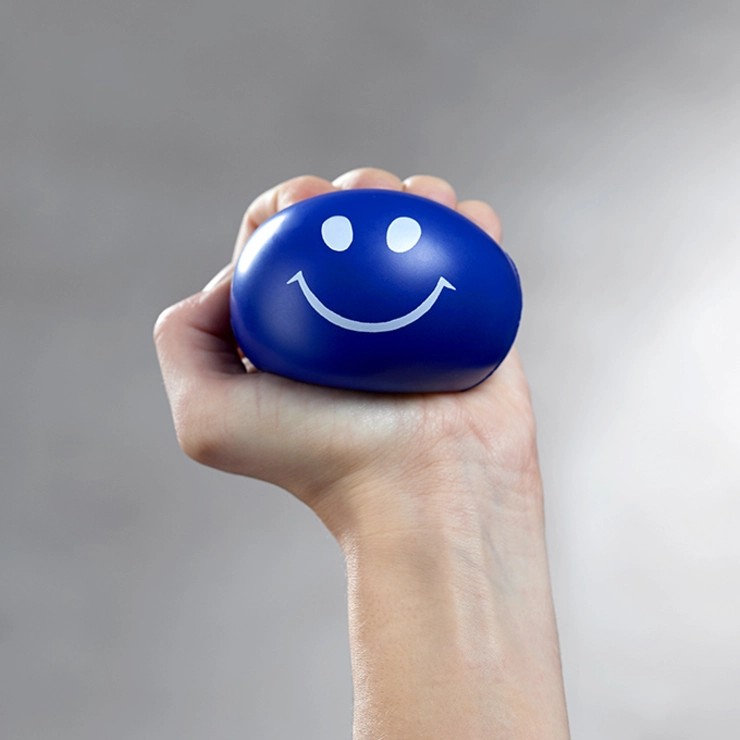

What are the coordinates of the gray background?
(2, 1, 739, 738)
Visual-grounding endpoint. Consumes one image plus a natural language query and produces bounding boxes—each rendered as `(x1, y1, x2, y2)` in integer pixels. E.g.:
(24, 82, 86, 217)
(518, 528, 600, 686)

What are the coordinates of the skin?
(154, 168, 571, 739)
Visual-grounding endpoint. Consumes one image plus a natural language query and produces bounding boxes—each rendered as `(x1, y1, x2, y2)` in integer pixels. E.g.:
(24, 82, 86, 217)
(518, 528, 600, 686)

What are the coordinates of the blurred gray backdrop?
(2, 1, 739, 738)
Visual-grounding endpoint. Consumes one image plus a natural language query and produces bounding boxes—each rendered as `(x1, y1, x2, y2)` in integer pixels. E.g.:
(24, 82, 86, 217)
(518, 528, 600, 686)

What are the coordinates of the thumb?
(153, 264, 248, 464)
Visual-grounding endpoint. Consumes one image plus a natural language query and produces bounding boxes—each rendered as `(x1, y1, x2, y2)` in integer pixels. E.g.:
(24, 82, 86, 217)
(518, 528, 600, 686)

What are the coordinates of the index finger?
(232, 175, 336, 262)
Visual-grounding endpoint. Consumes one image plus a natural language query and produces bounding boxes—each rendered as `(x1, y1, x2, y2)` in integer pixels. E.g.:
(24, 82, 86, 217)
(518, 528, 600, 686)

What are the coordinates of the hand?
(153, 167, 540, 542)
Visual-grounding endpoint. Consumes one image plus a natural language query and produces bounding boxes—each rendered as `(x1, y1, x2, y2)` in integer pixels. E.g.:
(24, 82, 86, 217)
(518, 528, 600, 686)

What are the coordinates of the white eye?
(386, 216, 421, 253)
(321, 215, 353, 251)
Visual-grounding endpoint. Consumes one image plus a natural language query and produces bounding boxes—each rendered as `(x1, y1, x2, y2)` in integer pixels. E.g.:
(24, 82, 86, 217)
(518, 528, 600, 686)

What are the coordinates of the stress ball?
(230, 189, 522, 393)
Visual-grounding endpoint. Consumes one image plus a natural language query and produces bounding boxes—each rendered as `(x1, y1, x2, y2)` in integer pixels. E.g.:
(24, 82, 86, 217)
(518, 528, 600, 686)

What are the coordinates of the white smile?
(287, 271, 456, 333)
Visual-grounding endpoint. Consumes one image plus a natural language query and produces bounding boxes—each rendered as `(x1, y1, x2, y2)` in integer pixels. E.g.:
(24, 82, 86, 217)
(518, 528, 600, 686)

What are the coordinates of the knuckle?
(174, 398, 227, 468)
(238, 207, 253, 236)
(153, 296, 198, 346)
(462, 200, 503, 240)
(430, 175, 455, 191)
(277, 175, 332, 209)
(177, 425, 213, 465)
(152, 304, 178, 345)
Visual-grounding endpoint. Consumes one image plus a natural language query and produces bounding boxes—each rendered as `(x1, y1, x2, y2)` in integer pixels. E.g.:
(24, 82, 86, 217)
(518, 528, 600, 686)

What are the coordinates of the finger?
(401, 175, 457, 208)
(154, 264, 266, 467)
(332, 167, 403, 191)
(153, 265, 243, 385)
(455, 200, 503, 243)
(232, 175, 335, 262)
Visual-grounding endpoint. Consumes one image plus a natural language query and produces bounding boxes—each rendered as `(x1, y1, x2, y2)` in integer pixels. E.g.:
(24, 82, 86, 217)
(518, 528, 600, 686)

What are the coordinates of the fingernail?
(202, 264, 234, 292)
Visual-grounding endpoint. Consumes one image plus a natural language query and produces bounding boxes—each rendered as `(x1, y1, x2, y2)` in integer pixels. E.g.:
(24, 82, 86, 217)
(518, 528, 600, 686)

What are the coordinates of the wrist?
(311, 450, 546, 556)
(335, 462, 551, 621)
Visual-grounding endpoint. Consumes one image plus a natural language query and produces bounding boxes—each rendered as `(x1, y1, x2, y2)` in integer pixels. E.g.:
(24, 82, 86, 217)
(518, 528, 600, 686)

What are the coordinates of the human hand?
(153, 167, 539, 543)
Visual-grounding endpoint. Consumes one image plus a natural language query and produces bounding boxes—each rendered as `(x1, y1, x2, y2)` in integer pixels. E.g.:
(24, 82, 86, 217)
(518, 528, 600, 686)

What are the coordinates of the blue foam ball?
(230, 189, 522, 393)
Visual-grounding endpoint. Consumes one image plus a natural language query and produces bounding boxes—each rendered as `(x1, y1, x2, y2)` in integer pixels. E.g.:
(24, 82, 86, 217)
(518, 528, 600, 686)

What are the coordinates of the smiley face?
(287, 214, 456, 333)
(230, 189, 522, 393)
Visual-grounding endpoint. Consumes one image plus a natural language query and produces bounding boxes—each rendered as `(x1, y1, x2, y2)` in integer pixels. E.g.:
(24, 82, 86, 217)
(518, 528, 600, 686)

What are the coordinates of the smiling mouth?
(287, 271, 455, 333)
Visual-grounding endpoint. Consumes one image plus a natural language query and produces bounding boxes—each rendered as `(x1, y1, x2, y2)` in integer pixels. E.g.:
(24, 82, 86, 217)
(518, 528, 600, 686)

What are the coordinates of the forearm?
(332, 466, 570, 740)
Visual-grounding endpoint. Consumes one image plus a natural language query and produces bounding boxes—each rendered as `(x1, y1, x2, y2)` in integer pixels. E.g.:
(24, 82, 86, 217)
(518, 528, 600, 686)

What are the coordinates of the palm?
(225, 346, 536, 505)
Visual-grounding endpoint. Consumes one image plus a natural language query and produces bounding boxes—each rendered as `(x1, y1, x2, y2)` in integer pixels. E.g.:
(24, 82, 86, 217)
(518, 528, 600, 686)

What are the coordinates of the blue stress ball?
(230, 189, 522, 393)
